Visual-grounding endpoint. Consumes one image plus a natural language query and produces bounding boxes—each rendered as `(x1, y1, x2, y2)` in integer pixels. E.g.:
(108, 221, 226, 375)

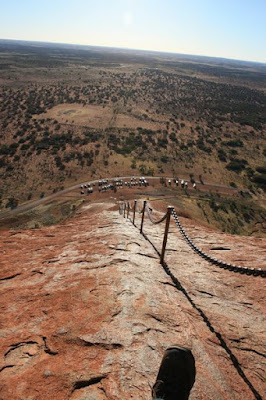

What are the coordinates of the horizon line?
(1, 37, 266, 66)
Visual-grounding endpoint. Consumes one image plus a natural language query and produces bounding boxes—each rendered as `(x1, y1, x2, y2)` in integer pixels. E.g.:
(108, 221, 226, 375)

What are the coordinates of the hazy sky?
(0, 0, 265, 63)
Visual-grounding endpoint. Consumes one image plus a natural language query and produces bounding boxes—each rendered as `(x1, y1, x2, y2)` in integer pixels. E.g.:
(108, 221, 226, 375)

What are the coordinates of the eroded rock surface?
(0, 202, 265, 399)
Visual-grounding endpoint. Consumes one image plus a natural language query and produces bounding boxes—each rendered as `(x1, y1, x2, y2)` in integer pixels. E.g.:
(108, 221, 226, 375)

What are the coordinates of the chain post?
(140, 200, 147, 234)
(133, 200, 137, 225)
(123, 202, 126, 218)
(160, 206, 174, 264)
(127, 201, 130, 218)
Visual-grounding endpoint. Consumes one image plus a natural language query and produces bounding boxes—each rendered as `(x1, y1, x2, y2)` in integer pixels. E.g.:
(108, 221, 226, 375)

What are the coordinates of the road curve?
(0, 175, 238, 220)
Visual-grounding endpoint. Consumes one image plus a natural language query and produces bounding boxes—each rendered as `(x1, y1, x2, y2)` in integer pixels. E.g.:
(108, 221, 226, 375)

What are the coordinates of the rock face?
(0, 201, 265, 400)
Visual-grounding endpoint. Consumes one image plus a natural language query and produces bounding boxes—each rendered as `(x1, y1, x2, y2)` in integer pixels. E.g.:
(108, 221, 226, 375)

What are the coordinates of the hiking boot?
(152, 346, 196, 400)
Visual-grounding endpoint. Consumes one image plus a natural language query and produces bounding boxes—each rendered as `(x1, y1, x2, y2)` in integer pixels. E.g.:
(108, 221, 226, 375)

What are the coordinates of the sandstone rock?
(0, 202, 265, 399)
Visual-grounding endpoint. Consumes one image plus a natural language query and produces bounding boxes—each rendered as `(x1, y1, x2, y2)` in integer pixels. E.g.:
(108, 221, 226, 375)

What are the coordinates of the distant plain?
(0, 39, 265, 235)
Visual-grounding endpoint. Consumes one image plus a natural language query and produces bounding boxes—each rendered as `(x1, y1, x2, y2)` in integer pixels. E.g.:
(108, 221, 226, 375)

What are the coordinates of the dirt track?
(0, 175, 238, 220)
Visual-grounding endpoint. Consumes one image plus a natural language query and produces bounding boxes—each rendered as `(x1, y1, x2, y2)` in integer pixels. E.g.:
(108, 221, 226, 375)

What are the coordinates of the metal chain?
(119, 201, 265, 277)
(146, 202, 169, 225)
(137, 201, 145, 214)
(135, 201, 141, 213)
(119, 203, 124, 215)
(171, 208, 265, 278)
(128, 201, 134, 210)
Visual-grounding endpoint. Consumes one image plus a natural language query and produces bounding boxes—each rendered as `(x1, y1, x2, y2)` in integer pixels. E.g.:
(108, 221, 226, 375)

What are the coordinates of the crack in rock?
(146, 313, 163, 323)
(134, 327, 165, 335)
(117, 289, 133, 297)
(43, 336, 58, 355)
(4, 341, 39, 358)
(229, 337, 247, 343)
(159, 281, 176, 288)
(239, 348, 266, 358)
(73, 375, 107, 391)
(112, 309, 122, 318)
(197, 290, 215, 297)
(42, 259, 60, 264)
(136, 252, 157, 259)
(32, 270, 44, 275)
(68, 338, 123, 350)
(0, 365, 15, 373)
(0, 273, 21, 281)
(82, 258, 128, 271)
(210, 247, 231, 251)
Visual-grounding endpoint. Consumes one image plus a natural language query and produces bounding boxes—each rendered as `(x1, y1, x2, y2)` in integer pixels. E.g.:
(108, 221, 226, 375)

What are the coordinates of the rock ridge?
(0, 201, 265, 399)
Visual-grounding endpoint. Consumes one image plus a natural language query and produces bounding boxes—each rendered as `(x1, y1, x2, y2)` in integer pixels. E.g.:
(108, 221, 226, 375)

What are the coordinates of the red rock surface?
(0, 201, 265, 399)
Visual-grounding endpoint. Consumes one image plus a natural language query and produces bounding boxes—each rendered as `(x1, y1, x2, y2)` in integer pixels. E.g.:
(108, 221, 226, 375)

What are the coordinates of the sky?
(0, 0, 265, 63)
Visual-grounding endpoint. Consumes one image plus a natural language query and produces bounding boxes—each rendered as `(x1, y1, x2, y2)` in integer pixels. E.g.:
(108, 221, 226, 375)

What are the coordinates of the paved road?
(0, 175, 238, 220)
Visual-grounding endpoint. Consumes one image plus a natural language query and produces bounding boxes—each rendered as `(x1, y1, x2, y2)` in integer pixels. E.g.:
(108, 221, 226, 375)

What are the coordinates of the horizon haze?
(0, 0, 265, 63)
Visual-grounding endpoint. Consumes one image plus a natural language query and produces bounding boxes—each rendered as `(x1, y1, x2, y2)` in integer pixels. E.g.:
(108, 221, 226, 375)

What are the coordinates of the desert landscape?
(0, 40, 265, 400)
(0, 39, 265, 235)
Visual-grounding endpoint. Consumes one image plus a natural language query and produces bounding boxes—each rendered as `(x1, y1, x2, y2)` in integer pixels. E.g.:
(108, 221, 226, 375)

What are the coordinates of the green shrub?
(226, 159, 248, 172)
(218, 148, 227, 162)
(223, 139, 244, 147)
(161, 155, 169, 163)
(6, 197, 18, 209)
(158, 138, 168, 148)
(256, 166, 266, 174)
(252, 174, 266, 187)
(169, 132, 177, 142)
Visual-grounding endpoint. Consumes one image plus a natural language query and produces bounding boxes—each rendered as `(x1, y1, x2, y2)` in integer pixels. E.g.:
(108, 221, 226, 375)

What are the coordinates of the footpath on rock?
(0, 201, 265, 400)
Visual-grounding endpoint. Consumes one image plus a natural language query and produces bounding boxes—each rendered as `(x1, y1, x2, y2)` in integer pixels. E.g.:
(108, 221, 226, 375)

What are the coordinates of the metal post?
(140, 200, 147, 234)
(123, 202, 126, 218)
(127, 202, 130, 218)
(133, 200, 137, 225)
(160, 206, 174, 264)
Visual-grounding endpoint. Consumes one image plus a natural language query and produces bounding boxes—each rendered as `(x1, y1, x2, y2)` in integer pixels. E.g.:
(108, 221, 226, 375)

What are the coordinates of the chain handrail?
(137, 201, 146, 214)
(128, 201, 134, 210)
(146, 202, 169, 225)
(171, 209, 265, 278)
(119, 202, 124, 215)
(135, 201, 141, 213)
(119, 200, 265, 278)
